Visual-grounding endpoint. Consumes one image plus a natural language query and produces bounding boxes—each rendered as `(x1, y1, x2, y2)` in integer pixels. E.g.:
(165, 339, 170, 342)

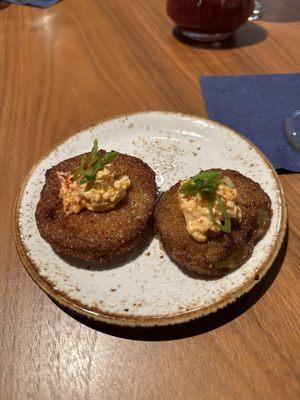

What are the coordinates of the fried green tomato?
(35, 152, 156, 261)
(154, 169, 272, 277)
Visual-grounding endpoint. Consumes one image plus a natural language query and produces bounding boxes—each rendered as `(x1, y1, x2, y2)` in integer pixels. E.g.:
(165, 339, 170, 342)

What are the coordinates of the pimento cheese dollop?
(58, 167, 131, 215)
(178, 182, 242, 242)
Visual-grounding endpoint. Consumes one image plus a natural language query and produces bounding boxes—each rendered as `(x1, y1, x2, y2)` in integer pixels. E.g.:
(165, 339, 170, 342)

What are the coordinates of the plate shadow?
(54, 229, 288, 341)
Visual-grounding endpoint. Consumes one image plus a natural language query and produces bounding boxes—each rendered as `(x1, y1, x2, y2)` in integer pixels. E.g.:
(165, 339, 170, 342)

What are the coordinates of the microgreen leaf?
(79, 161, 101, 184)
(223, 176, 235, 189)
(216, 195, 231, 233)
(91, 138, 99, 162)
(193, 170, 219, 182)
(179, 171, 222, 196)
(72, 139, 119, 184)
(72, 167, 83, 181)
(207, 201, 218, 226)
(101, 151, 119, 166)
(179, 180, 199, 194)
(206, 197, 231, 234)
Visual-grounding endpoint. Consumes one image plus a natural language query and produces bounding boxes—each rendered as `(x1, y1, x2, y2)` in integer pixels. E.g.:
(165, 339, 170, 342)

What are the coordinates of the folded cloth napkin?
(200, 74, 300, 172)
(4, 0, 60, 7)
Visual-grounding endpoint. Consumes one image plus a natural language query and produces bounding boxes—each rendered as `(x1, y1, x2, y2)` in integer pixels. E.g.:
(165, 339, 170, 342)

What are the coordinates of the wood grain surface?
(0, 1, 299, 399)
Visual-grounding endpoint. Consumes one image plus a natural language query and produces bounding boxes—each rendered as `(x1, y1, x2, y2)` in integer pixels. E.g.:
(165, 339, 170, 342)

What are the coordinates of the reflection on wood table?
(0, 1, 299, 400)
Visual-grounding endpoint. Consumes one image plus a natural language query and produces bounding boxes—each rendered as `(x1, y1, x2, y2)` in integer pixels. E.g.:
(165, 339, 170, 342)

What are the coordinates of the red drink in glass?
(167, 0, 255, 42)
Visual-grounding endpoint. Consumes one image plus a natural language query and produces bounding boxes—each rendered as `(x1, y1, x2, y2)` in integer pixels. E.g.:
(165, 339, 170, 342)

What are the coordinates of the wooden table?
(1, 1, 299, 399)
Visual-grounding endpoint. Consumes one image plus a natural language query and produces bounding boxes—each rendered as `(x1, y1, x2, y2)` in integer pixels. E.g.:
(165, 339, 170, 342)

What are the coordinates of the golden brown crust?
(35, 151, 157, 261)
(154, 169, 272, 277)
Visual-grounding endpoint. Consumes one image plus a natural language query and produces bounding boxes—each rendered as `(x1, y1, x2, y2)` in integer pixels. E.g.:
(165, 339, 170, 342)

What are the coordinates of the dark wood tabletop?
(0, 1, 299, 399)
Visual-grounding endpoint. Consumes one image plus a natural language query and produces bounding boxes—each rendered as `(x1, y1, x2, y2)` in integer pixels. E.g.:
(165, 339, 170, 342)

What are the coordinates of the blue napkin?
(200, 74, 300, 172)
(4, 0, 60, 7)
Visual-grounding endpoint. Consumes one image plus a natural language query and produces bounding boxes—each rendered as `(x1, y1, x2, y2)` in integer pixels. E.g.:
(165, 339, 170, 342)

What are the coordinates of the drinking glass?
(249, 0, 264, 21)
(285, 109, 300, 151)
(167, 0, 255, 42)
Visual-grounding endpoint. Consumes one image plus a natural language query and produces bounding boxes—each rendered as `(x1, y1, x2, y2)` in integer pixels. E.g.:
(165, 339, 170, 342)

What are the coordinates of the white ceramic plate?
(15, 112, 287, 327)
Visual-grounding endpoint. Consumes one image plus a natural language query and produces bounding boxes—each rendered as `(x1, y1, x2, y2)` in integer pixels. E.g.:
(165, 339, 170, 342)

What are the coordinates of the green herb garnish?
(72, 139, 119, 184)
(223, 175, 235, 189)
(215, 195, 231, 233)
(179, 171, 222, 195)
(180, 170, 232, 233)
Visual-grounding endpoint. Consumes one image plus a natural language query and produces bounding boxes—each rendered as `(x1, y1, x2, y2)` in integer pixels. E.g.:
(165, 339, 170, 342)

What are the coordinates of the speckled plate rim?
(14, 111, 288, 327)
